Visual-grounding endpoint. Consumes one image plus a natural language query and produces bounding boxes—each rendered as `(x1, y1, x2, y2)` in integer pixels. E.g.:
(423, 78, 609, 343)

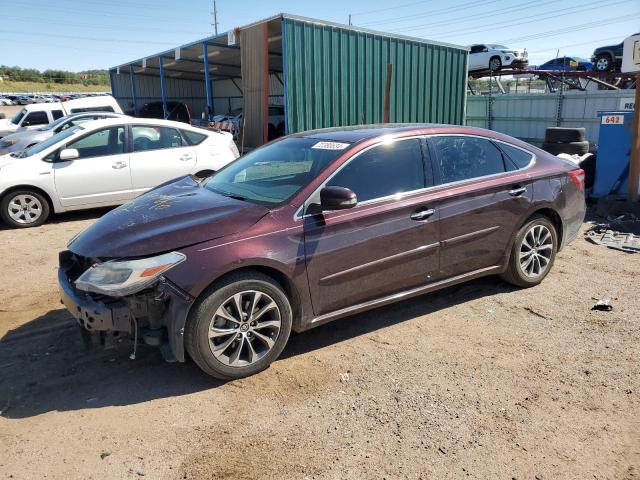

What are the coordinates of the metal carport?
(109, 14, 468, 148)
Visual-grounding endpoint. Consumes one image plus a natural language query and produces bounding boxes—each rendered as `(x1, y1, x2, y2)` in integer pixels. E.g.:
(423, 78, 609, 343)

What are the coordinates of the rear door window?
(431, 136, 508, 184)
(52, 110, 64, 120)
(132, 126, 183, 152)
(327, 138, 425, 202)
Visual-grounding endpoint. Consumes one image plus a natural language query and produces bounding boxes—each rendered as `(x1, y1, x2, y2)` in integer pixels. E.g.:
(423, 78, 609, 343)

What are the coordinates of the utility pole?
(348, 14, 352, 25)
(212, 0, 219, 35)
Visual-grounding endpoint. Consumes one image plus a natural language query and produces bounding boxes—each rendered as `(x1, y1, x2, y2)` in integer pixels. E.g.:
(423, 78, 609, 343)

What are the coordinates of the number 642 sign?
(601, 115, 625, 125)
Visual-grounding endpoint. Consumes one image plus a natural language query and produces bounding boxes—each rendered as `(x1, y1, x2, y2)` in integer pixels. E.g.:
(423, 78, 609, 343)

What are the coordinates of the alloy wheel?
(489, 58, 501, 71)
(208, 290, 281, 367)
(7, 194, 43, 225)
(519, 224, 553, 278)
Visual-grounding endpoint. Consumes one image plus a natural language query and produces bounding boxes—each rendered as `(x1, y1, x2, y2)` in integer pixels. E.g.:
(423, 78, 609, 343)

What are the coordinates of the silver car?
(0, 112, 127, 155)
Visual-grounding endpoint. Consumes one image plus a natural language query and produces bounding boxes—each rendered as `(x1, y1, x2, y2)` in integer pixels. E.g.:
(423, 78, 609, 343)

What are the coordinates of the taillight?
(568, 169, 585, 191)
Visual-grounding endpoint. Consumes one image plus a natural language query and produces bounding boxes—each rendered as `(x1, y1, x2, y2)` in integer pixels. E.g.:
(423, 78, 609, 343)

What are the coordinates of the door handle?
(509, 186, 527, 196)
(112, 161, 127, 169)
(180, 155, 193, 161)
(410, 208, 436, 221)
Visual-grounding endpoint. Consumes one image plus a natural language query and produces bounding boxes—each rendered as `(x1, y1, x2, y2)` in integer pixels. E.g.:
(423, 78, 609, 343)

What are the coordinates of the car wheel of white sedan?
(0, 190, 50, 228)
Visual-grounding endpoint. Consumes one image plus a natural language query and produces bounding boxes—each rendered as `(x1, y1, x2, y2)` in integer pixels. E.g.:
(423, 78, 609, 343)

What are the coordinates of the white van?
(0, 96, 123, 138)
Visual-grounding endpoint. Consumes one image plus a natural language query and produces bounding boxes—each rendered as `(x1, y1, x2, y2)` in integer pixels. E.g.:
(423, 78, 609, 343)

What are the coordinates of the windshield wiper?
(226, 193, 246, 201)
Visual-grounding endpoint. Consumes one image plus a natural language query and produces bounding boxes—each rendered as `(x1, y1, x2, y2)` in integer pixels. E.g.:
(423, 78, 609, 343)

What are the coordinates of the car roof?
(291, 123, 467, 143)
(73, 117, 203, 131)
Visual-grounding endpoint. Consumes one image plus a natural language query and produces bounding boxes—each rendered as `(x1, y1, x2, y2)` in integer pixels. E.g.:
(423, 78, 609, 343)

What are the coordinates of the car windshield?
(11, 126, 82, 158)
(10, 109, 27, 125)
(489, 44, 509, 50)
(204, 137, 349, 206)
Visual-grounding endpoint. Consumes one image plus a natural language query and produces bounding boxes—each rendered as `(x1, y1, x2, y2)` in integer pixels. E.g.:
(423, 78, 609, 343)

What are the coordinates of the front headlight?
(75, 251, 186, 297)
(1, 139, 17, 147)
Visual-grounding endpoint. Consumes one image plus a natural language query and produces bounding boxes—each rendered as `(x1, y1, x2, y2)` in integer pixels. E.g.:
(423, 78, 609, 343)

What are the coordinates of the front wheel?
(0, 190, 50, 228)
(489, 56, 502, 72)
(185, 272, 293, 379)
(500, 215, 557, 288)
(594, 54, 611, 72)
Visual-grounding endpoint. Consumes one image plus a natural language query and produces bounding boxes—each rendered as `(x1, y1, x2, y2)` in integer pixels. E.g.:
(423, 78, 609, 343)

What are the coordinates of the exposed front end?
(58, 250, 194, 361)
(503, 49, 528, 69)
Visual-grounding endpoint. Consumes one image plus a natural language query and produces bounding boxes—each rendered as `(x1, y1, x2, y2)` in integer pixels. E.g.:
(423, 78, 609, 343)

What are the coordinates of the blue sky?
(0, 0, 638, 71)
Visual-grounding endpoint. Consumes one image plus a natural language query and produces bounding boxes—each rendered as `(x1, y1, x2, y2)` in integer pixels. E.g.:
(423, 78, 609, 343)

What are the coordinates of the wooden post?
(629, 73, 640, 202)
(383, 64, 392, 123)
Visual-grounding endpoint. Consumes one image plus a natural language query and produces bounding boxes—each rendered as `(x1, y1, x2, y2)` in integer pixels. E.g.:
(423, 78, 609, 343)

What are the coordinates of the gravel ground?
(0, 208, 638, 480)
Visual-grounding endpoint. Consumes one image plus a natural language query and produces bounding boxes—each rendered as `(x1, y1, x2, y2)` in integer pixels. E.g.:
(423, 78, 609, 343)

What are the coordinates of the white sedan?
(0, 118, 239, 228)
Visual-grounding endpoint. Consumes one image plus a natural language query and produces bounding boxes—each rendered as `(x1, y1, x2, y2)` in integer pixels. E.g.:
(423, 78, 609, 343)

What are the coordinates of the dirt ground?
(0, 207, 638, 480)
(0, 105, 22, 119)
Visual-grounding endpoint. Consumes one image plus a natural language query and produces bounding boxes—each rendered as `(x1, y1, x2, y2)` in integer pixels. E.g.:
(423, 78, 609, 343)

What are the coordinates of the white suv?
(0, 118, 239, 228)
(468, 44, 528, 72)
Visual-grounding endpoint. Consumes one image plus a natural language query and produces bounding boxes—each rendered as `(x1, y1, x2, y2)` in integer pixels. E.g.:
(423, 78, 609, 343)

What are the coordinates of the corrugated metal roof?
(110, 13, 466, 72)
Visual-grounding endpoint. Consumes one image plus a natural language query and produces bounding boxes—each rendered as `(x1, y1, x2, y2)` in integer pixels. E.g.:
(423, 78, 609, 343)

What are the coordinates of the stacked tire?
(542, 127, 589, 156)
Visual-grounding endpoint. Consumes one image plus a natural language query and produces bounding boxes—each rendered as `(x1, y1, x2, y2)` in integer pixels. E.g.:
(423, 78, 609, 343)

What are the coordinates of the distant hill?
(0, 66, 109, 86)
(0, 80, 110, 93)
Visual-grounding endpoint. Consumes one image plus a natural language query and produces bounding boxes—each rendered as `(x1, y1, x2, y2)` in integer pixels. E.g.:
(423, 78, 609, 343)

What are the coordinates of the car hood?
(1, 129, 47, 146)
(69, 175, 270, 258)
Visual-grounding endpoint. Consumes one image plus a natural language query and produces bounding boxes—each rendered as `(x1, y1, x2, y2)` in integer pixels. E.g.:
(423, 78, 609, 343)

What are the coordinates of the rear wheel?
(185, 272, 292, 379)
(501, 215, 557, 288)
(0, 190, 50, 228)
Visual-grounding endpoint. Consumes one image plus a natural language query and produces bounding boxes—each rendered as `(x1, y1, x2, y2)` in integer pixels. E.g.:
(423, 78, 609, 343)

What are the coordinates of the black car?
(591, 34, 638, 72)
(136, 101, 192, 124)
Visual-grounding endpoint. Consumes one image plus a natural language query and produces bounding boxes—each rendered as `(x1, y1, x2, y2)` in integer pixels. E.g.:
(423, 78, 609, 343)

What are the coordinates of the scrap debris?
(586, 227, 640, 253)
(592, 295, 613, 312)
(586, 208, 640, 254)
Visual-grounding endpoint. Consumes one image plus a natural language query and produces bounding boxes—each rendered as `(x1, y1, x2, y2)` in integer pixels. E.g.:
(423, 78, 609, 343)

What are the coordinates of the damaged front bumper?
(58, 251, 194, 362)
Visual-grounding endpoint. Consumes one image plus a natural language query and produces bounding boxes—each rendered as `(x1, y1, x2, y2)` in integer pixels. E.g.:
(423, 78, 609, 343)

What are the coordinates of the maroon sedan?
(59, 124, 586, 379)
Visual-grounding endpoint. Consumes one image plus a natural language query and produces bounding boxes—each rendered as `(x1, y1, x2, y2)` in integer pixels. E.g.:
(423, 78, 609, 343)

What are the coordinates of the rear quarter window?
(498, 143, 534, 169)
(181, 129, 208, 145)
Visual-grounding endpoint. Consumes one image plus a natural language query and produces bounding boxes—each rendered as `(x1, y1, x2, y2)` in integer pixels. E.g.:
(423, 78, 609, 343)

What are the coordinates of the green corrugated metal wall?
(282, 17, 468, 134)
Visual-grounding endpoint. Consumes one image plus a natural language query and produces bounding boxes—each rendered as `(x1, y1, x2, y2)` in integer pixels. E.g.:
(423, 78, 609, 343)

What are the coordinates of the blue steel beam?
(158, 56, 168, 119)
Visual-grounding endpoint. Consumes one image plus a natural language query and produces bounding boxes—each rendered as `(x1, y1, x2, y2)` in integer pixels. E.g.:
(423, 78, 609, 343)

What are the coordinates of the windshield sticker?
(311, 141, 350, 150)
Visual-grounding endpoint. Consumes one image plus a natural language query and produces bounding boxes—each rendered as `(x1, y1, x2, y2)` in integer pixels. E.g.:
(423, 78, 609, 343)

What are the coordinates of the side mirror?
(59, 148, 79, 161)
(320, 186, 357, 211)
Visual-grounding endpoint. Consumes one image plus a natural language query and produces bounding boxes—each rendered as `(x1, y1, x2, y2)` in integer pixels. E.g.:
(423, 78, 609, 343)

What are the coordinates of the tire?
(185, 271, 293, 380)
(489, 56, 502, 72)
(594, 54, 611, 72)
(268, 124, 277, 141)
(0, 189, 50, 228)
(545, 127, 585, 143)
(500, 214, 558, 288)
(542, 141, 589, 156)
